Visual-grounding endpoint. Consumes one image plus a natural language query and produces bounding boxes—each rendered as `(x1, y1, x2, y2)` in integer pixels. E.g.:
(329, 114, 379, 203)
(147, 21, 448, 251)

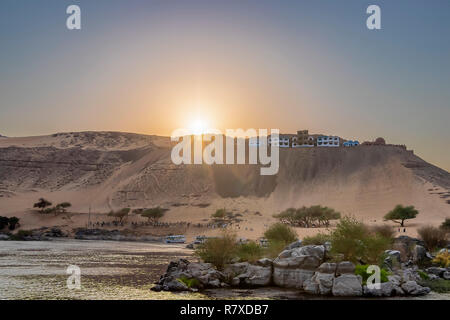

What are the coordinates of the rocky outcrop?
(332, 274, 363, 296)
(153, 241, 433, 297)
(152, 259, 228, 292)
(224, 259, 272, 287)
(272, 245, 325, 289)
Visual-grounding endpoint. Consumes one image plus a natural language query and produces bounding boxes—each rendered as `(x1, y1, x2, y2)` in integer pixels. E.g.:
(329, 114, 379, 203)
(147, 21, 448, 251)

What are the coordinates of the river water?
(0, 239, 203, 300)
(1, 239, 448, 300)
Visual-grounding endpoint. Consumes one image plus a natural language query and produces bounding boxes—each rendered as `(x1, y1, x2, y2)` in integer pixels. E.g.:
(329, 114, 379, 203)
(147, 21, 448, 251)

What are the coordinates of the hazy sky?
(1, 0, 449, 171)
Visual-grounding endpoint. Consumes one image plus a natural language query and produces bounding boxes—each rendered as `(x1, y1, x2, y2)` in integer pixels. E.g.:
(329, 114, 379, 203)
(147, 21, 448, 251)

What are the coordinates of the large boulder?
(363, 281, 395, 297)
(401, 281, 431, 296)
(303, 271, 335, 295)
(272, 245, 325, 289)
(393, 236, 425, 262)
(332, 274, 363, 296)
(384, 250, 401, 270)
(0, 233, 10, 241)
(318, 262, 337, 274)
(224, 262, 272, 287)
(284, 240, 303, 251)
(152, 259, 227, 291)
(412, 245, 432, 264)
(443, 271, 450, 280)
(425, 267, 446, 277)
(336, 261, 355, 275)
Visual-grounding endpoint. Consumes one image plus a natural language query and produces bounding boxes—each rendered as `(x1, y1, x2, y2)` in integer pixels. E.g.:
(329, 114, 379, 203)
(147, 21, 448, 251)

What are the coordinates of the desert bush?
(417, 225, 447, 251)
(212, 208, 227, 219)
(194, 232, 237, 270)
(432, 250, 450, 268)
(371, 225, 395, 240)
(330, 217, 391, 265)
(275, 206, 341, 228)
(384, 205, 418, 227)
(108, 208, 131, 223)
(264, 223, 298, 246)
(354, 264, 390, 285)
(7, 217, 20, 230)
(265, 241, 287, 259)
(236, 241, 264, 263)
(302, 233, 332, 245)
(55, 202, 71, 213)
(441, 218, 450, 232)
(140, 207, 167, 222)
(33, 198, 52, 212)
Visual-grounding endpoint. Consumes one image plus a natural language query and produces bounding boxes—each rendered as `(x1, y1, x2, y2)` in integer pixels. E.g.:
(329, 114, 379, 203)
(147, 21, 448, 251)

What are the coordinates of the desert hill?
(0, 131, 449, 238)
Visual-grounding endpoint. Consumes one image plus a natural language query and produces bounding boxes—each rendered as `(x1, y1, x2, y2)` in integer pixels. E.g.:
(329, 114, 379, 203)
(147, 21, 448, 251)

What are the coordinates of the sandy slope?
(0, 132, 449, 240)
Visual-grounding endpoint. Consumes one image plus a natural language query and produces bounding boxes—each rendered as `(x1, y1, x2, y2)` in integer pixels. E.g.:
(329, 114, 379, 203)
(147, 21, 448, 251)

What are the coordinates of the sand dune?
(0, 131, 449, 240)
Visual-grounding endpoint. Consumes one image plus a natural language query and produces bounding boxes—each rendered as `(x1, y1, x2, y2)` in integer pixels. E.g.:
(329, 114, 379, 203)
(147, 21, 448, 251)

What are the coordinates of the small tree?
(56, 202, 72, 213)
(8, 217, 20, 230)
(140, 207, 168, 222)
(212, 208, 227, 220)
(33, 198, 52, 212)
(108, 208, 130, 223)
(384, 205, 419, 227)
(441, 218, 450, 232)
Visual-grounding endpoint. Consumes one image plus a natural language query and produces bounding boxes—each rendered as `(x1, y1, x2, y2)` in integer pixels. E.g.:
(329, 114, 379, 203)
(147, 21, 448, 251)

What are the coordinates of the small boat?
(164, 235, 186, 244)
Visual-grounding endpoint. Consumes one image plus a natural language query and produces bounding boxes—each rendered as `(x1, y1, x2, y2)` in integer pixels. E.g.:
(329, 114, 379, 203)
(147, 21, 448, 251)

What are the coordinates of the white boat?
(164, 235, 186, 244)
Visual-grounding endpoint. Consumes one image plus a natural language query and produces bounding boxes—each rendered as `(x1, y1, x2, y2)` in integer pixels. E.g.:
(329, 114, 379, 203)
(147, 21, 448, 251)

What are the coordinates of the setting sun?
(188, 118, 210, 135)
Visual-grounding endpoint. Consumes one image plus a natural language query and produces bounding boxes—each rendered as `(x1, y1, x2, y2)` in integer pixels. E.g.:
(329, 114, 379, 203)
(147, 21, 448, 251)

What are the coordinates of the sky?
(0, 0, 449, 171)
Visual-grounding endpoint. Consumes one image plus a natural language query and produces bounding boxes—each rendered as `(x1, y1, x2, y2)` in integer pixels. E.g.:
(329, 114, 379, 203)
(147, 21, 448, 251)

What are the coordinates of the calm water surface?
(1, 240, 448, 300)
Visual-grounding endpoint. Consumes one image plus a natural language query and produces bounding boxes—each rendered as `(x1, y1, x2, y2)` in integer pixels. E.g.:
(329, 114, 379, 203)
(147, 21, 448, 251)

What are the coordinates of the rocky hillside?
(0, 131, 449, 230)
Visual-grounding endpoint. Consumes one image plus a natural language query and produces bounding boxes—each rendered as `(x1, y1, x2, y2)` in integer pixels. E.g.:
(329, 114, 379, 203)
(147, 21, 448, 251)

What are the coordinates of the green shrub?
(354, 264, 389, 285)
(108, 208, 131, 223)
(275, 206, 341, 228)
(330, 217, 391, 265)
(236, 241, 264, 263)
(265, 241, 287, 259)
(212, 208, 227, 219)
(139, 207, 167, 222)
(440, 218, 450, 232)
(177, 276, 200, 289)
(302, 233, 332, 245)
(418, 270, 429, 280)
(370, 225, 395, 240)
(264, 223, 297, 246)
(417, 225, 447, 251)
(194, 232, 237, 270)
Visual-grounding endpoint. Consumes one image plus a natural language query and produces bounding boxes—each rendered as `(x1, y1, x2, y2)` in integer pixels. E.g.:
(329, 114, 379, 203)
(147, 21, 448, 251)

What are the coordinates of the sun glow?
(188, 117, 210, 135)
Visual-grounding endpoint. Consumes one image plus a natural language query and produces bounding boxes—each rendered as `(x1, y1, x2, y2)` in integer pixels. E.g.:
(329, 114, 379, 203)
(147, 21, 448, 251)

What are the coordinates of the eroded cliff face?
(0, 132, 449, 219)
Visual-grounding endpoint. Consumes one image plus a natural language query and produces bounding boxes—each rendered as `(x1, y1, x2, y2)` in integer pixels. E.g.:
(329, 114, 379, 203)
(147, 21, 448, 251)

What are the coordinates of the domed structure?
(374, 137, 386, 145)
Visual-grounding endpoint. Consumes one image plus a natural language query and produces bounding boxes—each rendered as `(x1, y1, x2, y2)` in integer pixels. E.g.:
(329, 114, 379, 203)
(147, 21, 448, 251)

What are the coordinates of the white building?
(317, 136, 339, 147)
(268, 134, 292, 148)
(343, 140, 359, 147)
